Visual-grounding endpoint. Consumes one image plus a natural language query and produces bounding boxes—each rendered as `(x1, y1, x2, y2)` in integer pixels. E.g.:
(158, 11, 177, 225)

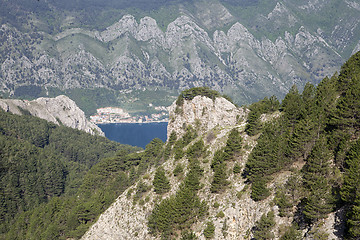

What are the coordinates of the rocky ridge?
(0, 95, 104, 136)
(1, 0, 359, 104)
(81, 95, 341, 239)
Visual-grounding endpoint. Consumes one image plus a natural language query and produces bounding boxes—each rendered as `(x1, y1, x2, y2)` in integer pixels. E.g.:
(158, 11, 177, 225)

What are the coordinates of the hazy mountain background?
(1, 0, 359, 115)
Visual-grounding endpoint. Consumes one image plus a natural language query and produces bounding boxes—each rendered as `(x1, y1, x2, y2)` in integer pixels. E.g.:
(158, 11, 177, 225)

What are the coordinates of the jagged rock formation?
(0, 95, 104, 136)
(0, 0, 359, 104)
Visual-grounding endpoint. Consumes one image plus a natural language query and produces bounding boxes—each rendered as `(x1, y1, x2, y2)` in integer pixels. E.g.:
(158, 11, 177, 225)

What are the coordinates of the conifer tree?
(287, 117, 316, 160)
(302, 137, 334, 222)
(245, 110, 261, 136)
(210, 162, 229, 193)
(281, 85, 304, 126)
(203, 221, 215, 239)
(252, 211, 275, 240)
(341, 139, 360, 238)
(224, 128, 242, 158)
(153, 167, 171, 194)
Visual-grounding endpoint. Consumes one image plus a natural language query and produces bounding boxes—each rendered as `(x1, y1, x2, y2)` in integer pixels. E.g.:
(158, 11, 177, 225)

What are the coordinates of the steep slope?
(81, 51, 360, 239)
(82, 91, 252, 240)
(0, 0, 359, 107)
(0, 95, 104, 135)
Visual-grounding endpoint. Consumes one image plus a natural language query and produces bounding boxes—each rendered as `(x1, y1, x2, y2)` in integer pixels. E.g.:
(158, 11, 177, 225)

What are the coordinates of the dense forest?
(0, 111, 144, 239)
(242, 51, 360, 238)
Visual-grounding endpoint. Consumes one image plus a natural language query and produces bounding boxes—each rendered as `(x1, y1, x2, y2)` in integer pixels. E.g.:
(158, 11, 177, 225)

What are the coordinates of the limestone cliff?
(0, 95, 104, 136)
(1, 0, 359, 105)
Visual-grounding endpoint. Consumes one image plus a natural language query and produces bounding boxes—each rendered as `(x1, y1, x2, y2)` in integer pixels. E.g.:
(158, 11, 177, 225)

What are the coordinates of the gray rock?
(0, 95, 104, 136)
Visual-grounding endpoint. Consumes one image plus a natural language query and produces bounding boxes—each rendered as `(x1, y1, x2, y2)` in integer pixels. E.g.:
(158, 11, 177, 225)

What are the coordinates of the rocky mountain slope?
(0, 95, 104, 135)
(82, 94, 252, 240)
(0, 0, 359, 105)
(80, 88, 343, 239)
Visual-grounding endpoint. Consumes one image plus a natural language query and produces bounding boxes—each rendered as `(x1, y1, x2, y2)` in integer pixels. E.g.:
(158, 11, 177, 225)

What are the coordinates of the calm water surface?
(98, 122, 168, 149)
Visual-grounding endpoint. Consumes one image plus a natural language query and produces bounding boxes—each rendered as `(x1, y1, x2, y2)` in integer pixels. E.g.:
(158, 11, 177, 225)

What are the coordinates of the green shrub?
(233, 163, 241, 174)
(176, 87, 221, 105)
(216, 211, 225, 218)
(153, 167, 171, 194)
(203, 221, 215, 239)
(173, 164, 184, 176)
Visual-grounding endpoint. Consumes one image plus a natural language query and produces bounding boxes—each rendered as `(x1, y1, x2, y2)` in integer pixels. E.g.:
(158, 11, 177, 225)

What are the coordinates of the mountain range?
(1, 0, 359, 111)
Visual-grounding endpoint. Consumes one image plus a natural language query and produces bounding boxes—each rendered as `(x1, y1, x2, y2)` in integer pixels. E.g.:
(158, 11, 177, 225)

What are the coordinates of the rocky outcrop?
(0, 95, 104, 136)
(167, 95, 246, 139)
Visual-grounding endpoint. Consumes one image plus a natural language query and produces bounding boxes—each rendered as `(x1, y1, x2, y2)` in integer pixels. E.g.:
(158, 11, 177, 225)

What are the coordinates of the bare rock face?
(167, 95, 246, 139)
(0, 95, 104, 136)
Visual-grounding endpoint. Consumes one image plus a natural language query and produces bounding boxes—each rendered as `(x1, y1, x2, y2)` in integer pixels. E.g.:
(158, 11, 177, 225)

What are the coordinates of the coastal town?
(89, 106, 169, 124)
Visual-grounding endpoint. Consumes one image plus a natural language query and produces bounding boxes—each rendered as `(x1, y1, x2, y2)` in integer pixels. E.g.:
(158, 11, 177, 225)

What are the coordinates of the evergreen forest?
(0, 110, 166, 239)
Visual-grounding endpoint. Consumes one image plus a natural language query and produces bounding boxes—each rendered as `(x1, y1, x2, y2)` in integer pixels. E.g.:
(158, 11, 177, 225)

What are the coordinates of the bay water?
(98, 122, 168, 149)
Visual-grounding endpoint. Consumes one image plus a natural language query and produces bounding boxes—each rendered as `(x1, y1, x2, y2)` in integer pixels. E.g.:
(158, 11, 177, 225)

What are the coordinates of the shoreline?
(96, 120, 168, 125)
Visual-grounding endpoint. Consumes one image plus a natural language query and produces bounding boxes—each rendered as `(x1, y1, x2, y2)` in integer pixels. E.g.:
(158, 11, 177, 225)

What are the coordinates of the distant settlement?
(90, 107, 168, 124)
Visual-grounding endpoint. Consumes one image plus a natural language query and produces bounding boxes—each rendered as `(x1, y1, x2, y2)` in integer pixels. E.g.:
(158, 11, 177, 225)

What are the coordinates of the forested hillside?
(242, 50, 360, 238)
(0, 111, 142, 239)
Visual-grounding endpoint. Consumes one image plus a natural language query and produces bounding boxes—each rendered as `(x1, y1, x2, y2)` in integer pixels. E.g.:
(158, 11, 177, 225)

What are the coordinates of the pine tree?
(210, 162, 229, 193)
(203, 221, 215, 239)
(153, 167, 171, 194)
(252, 211, 275, 240)
(251, 177, 270, 201)
(281, 85, 304, 126)
(287, 117, 316, 160)
(302, 137, 334, 222)
(341, 139, 360, 238)
(224, 128, 242, 158)
(245, 110, 261, 136)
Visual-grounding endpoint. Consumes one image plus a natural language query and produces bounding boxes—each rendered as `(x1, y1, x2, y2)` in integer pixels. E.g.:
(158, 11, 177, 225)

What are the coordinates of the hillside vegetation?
(0, 111, 141, 239)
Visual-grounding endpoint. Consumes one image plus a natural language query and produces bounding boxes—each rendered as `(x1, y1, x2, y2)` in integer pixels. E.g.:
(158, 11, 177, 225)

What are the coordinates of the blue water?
(98, 122, 168, 149)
